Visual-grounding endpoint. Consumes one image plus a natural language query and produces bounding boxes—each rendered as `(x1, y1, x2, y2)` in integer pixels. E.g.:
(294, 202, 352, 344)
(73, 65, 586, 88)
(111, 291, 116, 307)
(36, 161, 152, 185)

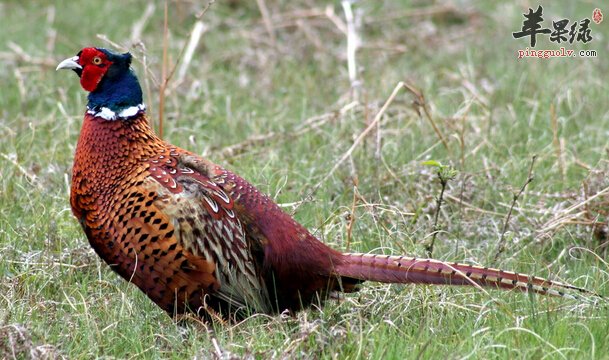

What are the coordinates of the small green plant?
(422, 160, 458, 257)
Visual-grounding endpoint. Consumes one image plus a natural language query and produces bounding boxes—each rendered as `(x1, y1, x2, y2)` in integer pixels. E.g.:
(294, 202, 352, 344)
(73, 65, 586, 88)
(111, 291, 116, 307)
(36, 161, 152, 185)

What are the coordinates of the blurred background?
(1, 1, 608, 358)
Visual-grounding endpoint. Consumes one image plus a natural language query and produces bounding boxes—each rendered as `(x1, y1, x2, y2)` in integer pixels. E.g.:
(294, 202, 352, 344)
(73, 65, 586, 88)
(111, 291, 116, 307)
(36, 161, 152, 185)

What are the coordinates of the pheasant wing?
(146, 150, 271, 316)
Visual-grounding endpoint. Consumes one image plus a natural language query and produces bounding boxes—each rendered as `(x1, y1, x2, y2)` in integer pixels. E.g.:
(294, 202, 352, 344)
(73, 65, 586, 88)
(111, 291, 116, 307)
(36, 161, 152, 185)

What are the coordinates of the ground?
(1, 1, 608, 359)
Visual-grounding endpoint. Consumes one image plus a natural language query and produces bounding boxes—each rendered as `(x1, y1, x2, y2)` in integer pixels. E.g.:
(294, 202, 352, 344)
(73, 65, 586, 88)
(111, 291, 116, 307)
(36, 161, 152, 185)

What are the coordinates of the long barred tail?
(335, 253, 603, 301)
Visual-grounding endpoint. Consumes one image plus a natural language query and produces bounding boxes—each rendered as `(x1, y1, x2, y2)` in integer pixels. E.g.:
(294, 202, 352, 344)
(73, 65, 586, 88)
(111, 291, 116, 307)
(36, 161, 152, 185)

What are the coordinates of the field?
(1, 1, 609, 358)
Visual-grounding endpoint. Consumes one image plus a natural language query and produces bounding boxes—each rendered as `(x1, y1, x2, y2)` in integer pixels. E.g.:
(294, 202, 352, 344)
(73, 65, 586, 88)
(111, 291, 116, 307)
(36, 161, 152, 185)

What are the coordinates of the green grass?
(1, 0, 609, 358)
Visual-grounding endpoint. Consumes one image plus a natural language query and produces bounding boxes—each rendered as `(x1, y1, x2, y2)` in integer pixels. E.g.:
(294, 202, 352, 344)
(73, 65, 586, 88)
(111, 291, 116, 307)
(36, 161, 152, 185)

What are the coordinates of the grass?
(1, 0, 609, 358)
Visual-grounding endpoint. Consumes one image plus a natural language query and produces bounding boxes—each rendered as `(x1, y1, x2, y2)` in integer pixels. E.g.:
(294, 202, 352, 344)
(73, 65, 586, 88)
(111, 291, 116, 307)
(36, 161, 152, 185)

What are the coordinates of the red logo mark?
(593, 8, 603, 24)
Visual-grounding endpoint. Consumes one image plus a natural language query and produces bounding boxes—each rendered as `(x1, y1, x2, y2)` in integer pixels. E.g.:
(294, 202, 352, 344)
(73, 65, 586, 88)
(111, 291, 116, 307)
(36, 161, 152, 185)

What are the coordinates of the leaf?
(422, 160, 442, 167)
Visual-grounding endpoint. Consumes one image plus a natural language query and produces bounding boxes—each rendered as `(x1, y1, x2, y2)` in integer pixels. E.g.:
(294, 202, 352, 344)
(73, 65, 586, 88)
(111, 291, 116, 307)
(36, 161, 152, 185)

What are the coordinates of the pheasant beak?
(56, 56, 82, 71)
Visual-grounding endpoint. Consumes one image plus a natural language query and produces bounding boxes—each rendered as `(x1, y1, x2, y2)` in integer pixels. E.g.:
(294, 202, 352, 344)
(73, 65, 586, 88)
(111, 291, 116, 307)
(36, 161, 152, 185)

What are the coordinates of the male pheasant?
(58, 47, 599, 321)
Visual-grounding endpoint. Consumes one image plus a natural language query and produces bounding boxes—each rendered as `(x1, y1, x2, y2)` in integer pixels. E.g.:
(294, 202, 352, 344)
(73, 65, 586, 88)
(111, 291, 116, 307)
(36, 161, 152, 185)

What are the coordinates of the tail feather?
(335, 253, 603, 301)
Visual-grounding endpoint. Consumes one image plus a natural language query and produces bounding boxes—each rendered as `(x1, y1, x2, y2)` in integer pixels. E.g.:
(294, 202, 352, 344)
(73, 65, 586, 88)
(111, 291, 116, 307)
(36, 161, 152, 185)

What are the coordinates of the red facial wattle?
(78, 48, 113, 92)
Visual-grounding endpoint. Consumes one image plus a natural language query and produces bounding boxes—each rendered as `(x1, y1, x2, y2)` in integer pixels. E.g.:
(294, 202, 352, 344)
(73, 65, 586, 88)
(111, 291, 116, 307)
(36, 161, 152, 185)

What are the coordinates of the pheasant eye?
(93, 56, 102, 65)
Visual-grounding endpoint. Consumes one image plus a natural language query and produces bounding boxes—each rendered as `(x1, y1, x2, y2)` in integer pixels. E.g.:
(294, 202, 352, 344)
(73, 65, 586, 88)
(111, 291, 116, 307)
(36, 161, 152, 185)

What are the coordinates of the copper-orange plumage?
(58, 47, 600, 321)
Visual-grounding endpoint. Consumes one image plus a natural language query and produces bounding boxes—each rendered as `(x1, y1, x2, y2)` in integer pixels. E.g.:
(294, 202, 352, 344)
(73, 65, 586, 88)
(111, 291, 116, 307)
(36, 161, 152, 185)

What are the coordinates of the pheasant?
(57, 47, 599, 321)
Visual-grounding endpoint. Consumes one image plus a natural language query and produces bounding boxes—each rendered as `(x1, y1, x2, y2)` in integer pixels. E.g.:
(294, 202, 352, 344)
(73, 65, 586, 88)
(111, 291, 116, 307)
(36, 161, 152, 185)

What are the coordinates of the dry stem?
(158, 1, 169, 138)
(256, 0, 277, 47)
(311, 82, 406, 195)
(550, 103, 566, 180)
(403, 81, 449, 151)
(494, 155, 537, 261)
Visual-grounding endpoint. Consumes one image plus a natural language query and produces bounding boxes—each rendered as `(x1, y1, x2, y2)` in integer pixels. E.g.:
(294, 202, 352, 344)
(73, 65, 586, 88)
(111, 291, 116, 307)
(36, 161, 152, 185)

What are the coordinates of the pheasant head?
(57, 47, 144, 120)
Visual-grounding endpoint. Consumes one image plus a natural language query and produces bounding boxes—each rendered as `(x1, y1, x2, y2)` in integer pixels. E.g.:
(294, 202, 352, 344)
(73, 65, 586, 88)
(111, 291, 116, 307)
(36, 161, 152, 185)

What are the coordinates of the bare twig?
(0, 153, 42, 190)
(325, 5, 348, 34)
(256, 0, 277, 47)
(13, 68, 26, 101)
(403, 81, 449, 151)
(425, 174, 448, 257)
(177, 20, 208, 84)
(348, 147, 359, 184)
(45, 5, 57, 53)
(132, 42, 155, 123)
(346, 182, 359, 251)
(6, 42, 55, 67)
(494, 155, 537, 261)
(311, 82, 405, 195)
(371, 92, 383, 160)
(95, 34, 128, 52)
(158, 0, 169, 138)
(295, 19, 327, 52)
(130, 3, 156, 44)
(550, 103, 566, 180)
(341, 0, 361, 99)
(158, 1, 216, 137)
(211, 337, 224, 358)
(196, 0, 216, 18)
